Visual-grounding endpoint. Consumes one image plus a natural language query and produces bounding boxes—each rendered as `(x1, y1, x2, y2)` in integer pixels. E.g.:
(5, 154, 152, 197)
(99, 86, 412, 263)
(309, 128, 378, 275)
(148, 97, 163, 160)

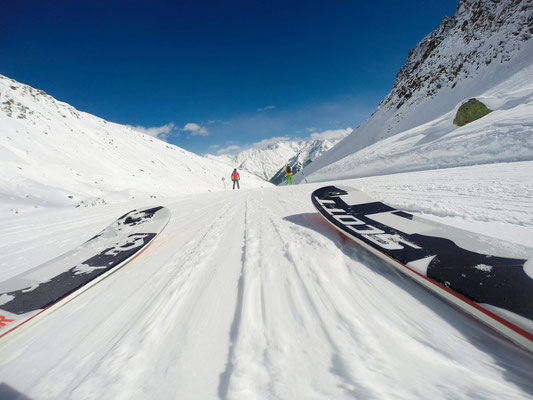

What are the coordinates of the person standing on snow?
(231, 168, 240, 190)
(285, 164, 293, 185)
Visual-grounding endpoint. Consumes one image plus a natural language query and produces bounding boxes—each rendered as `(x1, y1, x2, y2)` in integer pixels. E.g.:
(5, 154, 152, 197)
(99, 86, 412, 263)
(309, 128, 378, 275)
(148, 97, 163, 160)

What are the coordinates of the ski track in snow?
(1, 163, 533, 399)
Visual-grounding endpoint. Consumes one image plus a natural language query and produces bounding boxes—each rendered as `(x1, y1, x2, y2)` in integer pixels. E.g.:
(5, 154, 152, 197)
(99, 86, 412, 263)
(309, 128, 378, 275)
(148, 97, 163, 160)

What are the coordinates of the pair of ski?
(1, 188, 532, 354)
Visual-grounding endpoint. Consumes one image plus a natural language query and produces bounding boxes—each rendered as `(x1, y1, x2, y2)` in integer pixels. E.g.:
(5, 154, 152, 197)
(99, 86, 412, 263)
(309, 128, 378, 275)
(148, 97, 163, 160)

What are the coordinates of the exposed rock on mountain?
(383, 0, 532, 113)
(300, 0, 533, 180)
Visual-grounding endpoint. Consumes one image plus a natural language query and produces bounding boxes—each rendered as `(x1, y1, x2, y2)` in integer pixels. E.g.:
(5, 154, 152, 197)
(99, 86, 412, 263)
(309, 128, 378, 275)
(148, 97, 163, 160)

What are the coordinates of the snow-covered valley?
(1, 0, 533, 397)
(1, 161, 532, 400)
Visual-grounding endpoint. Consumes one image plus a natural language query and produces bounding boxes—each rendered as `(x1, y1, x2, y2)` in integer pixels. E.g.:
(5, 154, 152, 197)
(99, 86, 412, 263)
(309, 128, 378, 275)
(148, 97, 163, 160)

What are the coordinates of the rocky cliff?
(300, 0, 533, 180)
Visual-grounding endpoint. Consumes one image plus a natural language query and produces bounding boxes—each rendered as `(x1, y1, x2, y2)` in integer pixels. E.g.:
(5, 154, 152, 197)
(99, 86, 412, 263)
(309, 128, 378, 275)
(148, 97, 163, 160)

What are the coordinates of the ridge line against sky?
(1, 0, 458, 155)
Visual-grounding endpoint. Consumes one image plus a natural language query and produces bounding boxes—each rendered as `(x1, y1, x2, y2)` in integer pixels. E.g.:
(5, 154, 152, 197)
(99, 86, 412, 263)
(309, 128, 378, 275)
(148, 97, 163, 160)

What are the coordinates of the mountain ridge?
(0, 74, 269, 213)
(205, 132, 349, 184)
(299, 0, 533, 180)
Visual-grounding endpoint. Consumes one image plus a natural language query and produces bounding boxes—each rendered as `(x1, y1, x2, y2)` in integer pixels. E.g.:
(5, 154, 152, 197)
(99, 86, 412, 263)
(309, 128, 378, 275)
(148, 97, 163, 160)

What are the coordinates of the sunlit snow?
(1, 3, 533, 397)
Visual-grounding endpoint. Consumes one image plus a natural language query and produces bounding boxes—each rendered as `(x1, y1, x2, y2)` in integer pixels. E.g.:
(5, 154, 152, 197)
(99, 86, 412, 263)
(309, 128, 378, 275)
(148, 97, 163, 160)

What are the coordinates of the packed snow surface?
(1, 161, 532, 400)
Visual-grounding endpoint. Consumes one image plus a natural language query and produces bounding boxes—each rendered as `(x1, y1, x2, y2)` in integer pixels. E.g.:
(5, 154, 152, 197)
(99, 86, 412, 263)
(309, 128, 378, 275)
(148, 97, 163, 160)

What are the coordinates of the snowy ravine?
(1, 161, 532, 400)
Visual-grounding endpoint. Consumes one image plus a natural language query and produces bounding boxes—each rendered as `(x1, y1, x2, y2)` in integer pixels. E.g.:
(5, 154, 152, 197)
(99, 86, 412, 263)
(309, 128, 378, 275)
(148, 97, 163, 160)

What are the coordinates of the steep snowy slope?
(0, 75, 269, 213)
(300, 0, 533, 180)
(207, 134, 348, 184)
(304, 58, 533, 182)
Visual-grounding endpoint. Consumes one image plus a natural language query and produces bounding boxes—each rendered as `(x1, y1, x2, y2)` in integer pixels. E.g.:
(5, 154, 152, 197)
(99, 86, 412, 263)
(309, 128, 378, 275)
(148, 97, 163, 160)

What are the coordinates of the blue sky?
(1, 0, 458, 155)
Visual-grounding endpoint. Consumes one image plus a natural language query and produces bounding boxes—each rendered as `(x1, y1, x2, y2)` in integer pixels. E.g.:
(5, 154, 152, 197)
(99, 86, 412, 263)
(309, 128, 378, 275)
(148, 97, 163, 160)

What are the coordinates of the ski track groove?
(67, 197, 243, 399)
(218, 195, 249, 400)
(259, 199, 375, 399)
(222, 195, 374, 399)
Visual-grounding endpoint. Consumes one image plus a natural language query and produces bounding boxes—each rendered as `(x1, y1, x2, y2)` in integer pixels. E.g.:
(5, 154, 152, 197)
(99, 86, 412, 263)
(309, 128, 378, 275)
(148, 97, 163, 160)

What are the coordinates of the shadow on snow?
(284, 212, 533, 396)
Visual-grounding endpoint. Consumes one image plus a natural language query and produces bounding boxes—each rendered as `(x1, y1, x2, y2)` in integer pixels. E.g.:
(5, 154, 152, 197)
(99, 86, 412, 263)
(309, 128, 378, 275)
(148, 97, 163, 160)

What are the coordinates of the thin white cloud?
(183, 122, 209, 136)
(257, 105, 276, 112)
(309, 127, 352, 141)
(128, 122, 175, 141)
(216, 145, 242, 155)
(215, 136, 291, 156)
(250, 136, 291, 149)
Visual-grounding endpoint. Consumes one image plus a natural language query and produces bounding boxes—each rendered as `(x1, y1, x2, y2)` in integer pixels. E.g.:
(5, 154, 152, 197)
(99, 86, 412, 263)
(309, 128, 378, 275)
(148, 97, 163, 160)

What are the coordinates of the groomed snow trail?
(1, 162, 532, 400)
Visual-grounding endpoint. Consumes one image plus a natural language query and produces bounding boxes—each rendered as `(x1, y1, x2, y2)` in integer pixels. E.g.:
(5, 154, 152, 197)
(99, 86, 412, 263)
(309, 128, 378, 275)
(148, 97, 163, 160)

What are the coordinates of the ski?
(0, 206, 171, 338)
(312, 185, 533, 353)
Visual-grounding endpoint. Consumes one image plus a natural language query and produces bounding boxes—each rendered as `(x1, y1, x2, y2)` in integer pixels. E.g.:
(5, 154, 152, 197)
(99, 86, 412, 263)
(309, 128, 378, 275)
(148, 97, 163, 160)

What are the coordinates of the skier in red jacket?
(231, 168, 240, 190)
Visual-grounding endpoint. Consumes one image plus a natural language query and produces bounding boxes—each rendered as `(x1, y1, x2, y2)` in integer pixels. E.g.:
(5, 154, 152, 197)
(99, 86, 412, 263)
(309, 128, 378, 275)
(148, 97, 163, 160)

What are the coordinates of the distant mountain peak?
(205, 134, 349, 185)
(383, 0, 532, 113)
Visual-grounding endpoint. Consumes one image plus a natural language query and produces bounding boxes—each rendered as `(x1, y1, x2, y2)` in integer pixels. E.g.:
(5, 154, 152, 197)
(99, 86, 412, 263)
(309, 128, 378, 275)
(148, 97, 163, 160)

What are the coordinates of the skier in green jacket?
(285, 164, 293, 185)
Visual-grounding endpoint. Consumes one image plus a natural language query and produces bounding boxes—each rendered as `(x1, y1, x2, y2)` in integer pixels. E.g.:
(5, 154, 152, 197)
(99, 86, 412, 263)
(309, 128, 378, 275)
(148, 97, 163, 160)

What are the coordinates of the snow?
(1, 3, 533, 396)
(207, 141, 303, 181)
(0, 161, 532, 399)
(473, 264, 493, 273)
(298, 4, 533, 182)
(0, 74, 270, 215)
(296, 49, 533, 184)
(206, 135, 348, 183)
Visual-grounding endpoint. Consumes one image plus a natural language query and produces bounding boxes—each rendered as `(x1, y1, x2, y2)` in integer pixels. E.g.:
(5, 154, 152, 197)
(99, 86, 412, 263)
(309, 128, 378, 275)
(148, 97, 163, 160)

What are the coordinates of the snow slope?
(207, 140, 300, 181)
(300, 0, 533, 181)
(302, 57, 533, 182)
(0, 75, 270, 214)
(0, 161, 532, 400)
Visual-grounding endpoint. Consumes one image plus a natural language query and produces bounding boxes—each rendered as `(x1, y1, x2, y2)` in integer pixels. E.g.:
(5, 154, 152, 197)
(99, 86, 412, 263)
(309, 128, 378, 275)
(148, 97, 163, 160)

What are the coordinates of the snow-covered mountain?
(0, 75, 269, 214)
(268, 138, 348, 185)
(206, 133, 349, 184)
(299, 0, 533, 181)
